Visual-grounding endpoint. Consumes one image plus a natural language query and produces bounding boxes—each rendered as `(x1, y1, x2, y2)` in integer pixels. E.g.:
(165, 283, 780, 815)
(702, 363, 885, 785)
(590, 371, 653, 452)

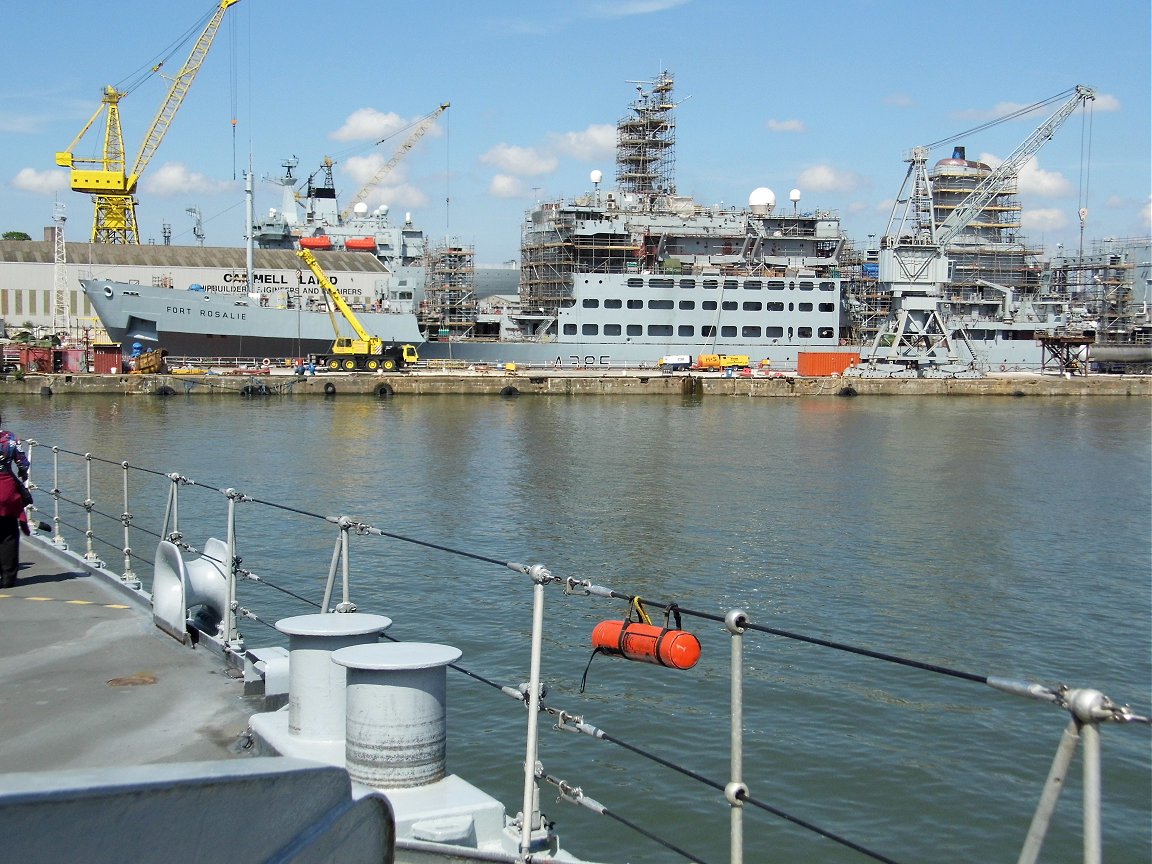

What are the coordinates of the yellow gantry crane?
(55, 0, 241, 244)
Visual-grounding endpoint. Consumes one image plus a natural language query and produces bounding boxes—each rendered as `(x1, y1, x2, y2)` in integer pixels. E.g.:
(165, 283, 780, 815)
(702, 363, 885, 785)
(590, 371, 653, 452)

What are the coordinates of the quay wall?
(0, 371, 1147, 399)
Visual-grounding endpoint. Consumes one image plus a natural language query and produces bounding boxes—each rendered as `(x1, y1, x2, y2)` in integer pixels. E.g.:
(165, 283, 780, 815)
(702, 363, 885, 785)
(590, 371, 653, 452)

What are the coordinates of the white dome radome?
(354, 202, 369, 215)
(748, 187, 776, 215)
(590, 169, 603, 185)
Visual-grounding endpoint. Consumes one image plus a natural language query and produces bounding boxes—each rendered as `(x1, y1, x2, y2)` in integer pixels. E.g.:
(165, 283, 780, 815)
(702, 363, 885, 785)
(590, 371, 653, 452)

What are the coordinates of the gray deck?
(0, 535, 257, 773)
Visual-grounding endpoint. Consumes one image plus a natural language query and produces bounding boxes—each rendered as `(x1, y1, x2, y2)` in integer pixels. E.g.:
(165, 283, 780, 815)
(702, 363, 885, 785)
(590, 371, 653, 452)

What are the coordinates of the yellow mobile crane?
(55, 0, 240, 243)
(296, 248, 419, 372)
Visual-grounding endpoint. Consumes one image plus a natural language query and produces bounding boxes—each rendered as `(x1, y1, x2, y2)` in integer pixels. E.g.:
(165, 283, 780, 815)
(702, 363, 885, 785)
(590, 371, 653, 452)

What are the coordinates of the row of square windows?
(583, 298, 837, 312)
(618, 278, 837, 291)
(565, 323, 837, 339)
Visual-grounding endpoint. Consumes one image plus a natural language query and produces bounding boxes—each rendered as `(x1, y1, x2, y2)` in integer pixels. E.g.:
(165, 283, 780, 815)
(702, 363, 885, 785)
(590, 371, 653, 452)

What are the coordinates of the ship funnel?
(952, 146, 966, 160)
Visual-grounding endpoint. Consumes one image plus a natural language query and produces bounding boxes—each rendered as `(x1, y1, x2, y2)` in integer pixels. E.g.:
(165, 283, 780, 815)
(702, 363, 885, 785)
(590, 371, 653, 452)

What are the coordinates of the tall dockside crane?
(864, 85, 1096, 373)
(55, 0, 241, 244)
(337, 102, 451, 222)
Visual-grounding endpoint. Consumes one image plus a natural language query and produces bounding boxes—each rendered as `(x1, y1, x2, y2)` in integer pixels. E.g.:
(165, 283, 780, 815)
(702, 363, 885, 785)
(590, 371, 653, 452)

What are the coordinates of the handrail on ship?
(20, 440, 1151, 864)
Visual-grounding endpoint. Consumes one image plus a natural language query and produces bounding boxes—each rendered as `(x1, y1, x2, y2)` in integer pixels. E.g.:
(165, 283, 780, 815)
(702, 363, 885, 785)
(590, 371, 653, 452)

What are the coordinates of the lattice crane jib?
(339, 103, 450, 223)
(881, 85, 1096, 291)
(866, 86, 1096, 373)
(54, 0, 241, 244)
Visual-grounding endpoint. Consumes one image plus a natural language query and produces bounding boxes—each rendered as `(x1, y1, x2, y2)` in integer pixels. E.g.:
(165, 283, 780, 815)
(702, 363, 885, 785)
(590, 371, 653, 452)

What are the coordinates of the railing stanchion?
(517, 563, 553, 858)
(118, 460, 138, 588)
(1016, 719, 1079, 864)
(1081, 718, 1102, 864)
(725, 609, 749, 864)
(81, 453, 103, 566)
(222, 489, 244, 652)
(48, 445, 67, 550)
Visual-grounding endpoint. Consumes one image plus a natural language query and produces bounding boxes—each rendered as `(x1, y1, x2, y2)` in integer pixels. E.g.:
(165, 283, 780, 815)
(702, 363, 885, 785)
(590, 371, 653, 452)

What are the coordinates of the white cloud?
(796, 164, 863, 193)
(586, 0, 690, 17)
(1142, 197, 1151, 229)
(884, 93, 914, 108)
(359, 182, 427, 211)
(140, 163, 235, 196)
(955, 89, 1118, 123)
(979, 153, 1073, 198)
(11, 167, 68, 195)
(331, 108, 408, 142)
(766, 119, 805, 133)
(548, 124, 616, 161)
(481, 144, 557, 176)
(0, 113, 51, 135)
(1021, 208, 1069, 232)
(1091, 93, 1121, 112)
(488, 174, 529, 198)
(342, 153, 411, 188)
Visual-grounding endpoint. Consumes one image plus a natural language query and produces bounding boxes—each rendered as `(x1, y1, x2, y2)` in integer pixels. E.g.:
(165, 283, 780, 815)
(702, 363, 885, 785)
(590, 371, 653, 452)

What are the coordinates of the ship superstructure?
(252, 157, 427, 305)
(472, 71, 848, 363)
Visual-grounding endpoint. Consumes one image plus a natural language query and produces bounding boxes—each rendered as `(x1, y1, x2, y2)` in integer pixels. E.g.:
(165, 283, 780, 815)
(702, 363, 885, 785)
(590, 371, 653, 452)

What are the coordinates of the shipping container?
(92, 345, 124, 375)
(55, 349, 87, 373)
(20, 346, 55, 373)
(796, 351, 860, 377)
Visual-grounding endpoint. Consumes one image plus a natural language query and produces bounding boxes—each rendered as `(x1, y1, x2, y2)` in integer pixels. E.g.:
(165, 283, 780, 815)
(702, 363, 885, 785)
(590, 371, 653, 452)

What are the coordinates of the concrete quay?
(0, 369, 1147, 398)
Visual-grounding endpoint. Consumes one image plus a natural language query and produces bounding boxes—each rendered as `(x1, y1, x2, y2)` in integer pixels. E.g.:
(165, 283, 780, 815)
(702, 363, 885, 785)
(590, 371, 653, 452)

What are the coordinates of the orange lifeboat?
(345, 236, 377, 250)
(299, 235, 333, 249)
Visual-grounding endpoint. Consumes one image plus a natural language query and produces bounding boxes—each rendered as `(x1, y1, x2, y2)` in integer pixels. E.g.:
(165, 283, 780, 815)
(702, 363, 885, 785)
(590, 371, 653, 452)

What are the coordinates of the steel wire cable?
(29, 444, 1149, 864)
(671, 604, 987, 684)
(567, 718, 904, 864)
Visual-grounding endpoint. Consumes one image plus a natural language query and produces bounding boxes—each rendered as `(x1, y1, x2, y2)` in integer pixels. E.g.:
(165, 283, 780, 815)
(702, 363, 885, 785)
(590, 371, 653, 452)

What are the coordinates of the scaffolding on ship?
(422, 241, 478, 340)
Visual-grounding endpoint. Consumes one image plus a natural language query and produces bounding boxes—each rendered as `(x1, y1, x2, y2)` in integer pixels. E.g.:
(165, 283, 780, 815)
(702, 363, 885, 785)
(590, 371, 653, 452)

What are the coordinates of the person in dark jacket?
(0, 418, 31, 588)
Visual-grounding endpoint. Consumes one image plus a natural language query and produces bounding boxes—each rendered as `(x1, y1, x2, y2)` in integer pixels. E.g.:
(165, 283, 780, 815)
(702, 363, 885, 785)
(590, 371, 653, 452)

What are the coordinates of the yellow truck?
(693, 354, 751, 371)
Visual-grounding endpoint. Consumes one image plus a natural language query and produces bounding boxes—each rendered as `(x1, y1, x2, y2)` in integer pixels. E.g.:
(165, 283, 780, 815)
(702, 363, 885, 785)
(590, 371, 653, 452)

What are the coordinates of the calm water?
(5, 392, 1150, 864)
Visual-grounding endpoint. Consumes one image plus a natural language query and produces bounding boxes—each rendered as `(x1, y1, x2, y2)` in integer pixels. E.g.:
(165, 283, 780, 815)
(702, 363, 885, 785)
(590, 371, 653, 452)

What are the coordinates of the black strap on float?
(582, 596, 649, 693)
(579, 648, 602, 694)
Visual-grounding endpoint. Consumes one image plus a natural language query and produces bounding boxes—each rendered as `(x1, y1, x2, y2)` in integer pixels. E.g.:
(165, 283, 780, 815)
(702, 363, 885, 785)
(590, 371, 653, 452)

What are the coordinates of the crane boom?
(296, 248, 419, 372)
(935, 85, 1095, 249)
(339, 102, 449, 222)
(129, 0, 243, 191)
(54, 0, 240, 243)
(297, 248, 373, 343)
(865, 84, 1096, 372)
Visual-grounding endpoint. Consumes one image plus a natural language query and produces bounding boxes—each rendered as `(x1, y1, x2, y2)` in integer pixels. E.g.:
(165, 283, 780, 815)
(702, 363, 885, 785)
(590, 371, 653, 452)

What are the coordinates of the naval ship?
(82, 72, 853, 368)
(77, 74, 1150, 371)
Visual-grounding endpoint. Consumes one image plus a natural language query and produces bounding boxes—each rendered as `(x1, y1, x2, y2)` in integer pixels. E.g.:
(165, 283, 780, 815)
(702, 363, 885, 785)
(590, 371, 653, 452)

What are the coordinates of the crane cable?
(1077, 98, 1094, 259)
(923, 87, 1079, 151)
(115, 7, 217, 97)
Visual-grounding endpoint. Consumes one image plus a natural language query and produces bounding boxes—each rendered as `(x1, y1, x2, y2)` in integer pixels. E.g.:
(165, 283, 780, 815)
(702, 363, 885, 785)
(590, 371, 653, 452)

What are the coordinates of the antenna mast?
(52, 202, 71, 337)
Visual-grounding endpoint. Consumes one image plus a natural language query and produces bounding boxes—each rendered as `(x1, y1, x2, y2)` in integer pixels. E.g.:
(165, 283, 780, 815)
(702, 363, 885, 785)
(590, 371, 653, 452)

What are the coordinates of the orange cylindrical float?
(591, 620, 701, 670)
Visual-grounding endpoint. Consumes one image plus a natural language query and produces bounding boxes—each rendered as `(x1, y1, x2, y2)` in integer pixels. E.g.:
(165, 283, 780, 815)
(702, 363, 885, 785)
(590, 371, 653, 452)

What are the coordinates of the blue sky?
(3, 0, 1149, 264)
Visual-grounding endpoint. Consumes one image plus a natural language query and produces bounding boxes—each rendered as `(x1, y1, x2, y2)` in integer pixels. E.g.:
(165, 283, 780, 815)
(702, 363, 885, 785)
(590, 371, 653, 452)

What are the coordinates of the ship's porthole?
(103, 286, 114, 298)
